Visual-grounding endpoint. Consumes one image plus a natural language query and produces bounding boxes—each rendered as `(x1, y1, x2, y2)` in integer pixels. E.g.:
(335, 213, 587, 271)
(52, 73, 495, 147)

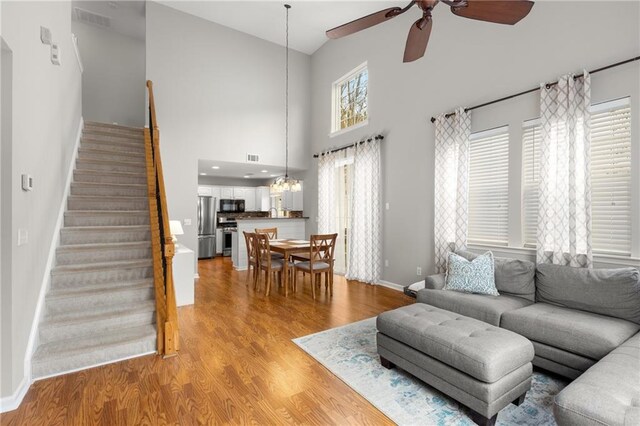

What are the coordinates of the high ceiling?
(156, 1, 405, 55)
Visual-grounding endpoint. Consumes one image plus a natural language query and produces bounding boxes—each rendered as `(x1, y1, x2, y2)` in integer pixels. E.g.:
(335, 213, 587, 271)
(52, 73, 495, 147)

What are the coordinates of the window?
(521, 98, 632, 255)
(332, 62, 368, 134)
(468, 126, 510, 245)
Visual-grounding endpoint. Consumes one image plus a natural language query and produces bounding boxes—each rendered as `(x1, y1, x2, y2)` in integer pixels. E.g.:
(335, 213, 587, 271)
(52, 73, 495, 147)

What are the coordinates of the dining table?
(268, 239, 310, 296)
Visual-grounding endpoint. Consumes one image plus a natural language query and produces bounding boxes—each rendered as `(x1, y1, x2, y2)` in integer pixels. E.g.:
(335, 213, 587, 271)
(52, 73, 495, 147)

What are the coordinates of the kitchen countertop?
(236, 217, 309, 221)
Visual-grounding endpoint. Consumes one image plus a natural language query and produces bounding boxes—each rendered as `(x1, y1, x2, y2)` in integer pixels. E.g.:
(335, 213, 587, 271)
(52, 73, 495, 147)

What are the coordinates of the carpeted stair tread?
(42, 299, 156, 324)
(48, 277, 154, 294)
(32, 325, 157, 378)
(76, 158, 146, 169)
(84, 120, 143, 133)
(51, 259, 153, 275)
(74, 169, 147, 179)
(64, 211, 150, 227)
(78, 146, 145, 157)
(47, 278, 154, 298)
(60, 225, 150, 233)
(70, 182, 148, 198)
(57, 241, 151, 253)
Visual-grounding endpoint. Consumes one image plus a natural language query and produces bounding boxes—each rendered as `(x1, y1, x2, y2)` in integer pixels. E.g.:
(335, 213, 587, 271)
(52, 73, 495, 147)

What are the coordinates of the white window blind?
(468, 126, 510, 245)
(590, 99, 632, 255)
(522, 122, 541, 247)
(521, 97, 632, 255)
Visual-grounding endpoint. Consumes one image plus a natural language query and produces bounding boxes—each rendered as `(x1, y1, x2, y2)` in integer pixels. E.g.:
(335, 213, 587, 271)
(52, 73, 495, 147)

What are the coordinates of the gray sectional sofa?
(415, 250, 640, 425)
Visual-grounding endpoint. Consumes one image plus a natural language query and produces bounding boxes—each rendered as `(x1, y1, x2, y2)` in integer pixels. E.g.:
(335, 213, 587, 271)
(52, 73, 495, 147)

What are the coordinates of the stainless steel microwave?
(219, 199, 245, 213)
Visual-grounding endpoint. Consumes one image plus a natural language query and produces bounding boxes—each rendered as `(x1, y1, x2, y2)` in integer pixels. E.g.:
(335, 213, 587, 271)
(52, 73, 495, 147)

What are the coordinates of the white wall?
(306, 1, 640, 285)
(72, 20, 145, 127)
(146, 2, 311, 255)
(0, 0, 82, 402)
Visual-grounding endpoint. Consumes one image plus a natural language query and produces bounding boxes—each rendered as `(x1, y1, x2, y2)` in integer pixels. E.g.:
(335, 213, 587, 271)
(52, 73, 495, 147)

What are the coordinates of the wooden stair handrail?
(145, 80, 179, 357)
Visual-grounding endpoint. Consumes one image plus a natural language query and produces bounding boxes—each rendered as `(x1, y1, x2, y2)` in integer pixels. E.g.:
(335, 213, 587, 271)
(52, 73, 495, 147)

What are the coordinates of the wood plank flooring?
(2, 257, 413, 425)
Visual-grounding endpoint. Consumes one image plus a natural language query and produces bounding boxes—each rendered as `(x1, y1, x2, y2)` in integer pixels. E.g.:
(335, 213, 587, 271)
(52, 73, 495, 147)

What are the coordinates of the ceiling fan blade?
(451, 0, 534, 25)
(403, 17, 433, 63)
(327, 6, 407, 39)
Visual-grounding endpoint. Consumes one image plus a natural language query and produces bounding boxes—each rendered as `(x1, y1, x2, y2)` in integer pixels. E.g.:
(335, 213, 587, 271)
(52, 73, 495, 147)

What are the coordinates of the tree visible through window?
(333, 63, 368, 132)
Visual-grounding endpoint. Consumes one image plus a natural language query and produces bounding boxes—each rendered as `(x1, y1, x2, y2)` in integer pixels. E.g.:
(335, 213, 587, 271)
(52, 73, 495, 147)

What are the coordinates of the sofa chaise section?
(554, 333, 640, 426)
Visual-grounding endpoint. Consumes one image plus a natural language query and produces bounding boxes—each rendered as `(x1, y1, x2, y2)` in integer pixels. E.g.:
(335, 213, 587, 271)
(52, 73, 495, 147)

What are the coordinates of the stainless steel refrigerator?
(197, 196, 217, 259)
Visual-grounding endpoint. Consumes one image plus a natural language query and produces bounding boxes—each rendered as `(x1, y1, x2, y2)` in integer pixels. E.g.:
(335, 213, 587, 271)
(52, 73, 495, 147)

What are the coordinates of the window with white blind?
(468, 126, 510, 245)
(521, 97, 632, 255)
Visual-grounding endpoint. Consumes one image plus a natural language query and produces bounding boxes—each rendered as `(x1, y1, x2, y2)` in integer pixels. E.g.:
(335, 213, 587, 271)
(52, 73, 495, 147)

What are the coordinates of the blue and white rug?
(293, 318, 568, 426)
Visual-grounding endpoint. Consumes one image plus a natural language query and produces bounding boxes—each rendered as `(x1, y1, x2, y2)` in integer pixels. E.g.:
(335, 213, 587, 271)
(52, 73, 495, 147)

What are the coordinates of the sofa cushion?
(377, 303, 534, 383)
(457, 250, 535, 301)
(501, 303, 640, 360)
(554, 333, 640, 426)
(444, 252, 499, 296)
(536, 263, 640, 324)
(416, 289, 532, 326)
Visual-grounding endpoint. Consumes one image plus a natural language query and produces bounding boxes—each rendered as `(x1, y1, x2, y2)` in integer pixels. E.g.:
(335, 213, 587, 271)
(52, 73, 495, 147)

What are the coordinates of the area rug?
(293, 318, 568, 425)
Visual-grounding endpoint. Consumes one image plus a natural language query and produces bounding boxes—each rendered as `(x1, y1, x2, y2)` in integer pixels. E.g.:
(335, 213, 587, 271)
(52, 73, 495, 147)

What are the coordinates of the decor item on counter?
(293, 317, 566, 425)
(169, 220, 184, 243)
(444, 251, 499, 296)
(538, 71, 593, 268)
(326, 0, 534, 62)
(433, 107, 471, 273)
(271, 4, 301, 195)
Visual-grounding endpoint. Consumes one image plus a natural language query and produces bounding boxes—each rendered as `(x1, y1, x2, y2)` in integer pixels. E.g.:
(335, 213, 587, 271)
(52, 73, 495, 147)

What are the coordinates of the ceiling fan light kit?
(327, 0, 535, 62)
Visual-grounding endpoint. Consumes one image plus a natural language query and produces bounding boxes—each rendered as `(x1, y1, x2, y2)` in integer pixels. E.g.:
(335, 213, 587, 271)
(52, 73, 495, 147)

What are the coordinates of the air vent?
(73, 7, 111, 28)
(246, 153, 260, 163)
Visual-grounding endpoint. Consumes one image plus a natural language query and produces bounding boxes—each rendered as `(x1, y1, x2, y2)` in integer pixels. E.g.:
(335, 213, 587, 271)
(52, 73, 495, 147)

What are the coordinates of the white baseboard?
(9, 117, 84, 413)
(0, 375, 30, 413)
(376, 280, 404, 292)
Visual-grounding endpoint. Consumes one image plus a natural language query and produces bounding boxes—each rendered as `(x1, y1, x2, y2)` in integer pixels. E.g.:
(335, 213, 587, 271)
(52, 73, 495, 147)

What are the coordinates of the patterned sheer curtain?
(433, 108, 471, 273)
(318, 150, 339, 234)
(537, 71, 593, 267)
(346, 138, 382, 283)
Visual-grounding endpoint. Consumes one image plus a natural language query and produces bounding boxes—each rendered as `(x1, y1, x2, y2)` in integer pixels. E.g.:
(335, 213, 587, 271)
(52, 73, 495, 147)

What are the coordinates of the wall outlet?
(417, 266, 422, 276)
(21, 174, 33, 191)
(384, 259, 389, 267)
(18, 229, 28, 246)
(50, 43, 61, 65)
(183, 218, 191, 226)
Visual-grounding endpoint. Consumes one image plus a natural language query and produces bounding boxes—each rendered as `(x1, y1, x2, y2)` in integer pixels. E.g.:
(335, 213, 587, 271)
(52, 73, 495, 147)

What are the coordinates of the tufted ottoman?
(377, 303, 534, 426)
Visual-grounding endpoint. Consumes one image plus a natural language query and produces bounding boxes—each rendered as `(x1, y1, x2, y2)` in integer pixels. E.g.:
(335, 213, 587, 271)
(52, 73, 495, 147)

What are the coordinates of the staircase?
(32, 121, 157, 379)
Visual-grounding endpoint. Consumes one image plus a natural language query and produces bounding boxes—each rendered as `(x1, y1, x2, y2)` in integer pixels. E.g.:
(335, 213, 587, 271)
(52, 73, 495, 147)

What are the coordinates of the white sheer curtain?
(433, 108, 471, 273)
(346, 138, 382, 283)
(537, 71, 593, 267)
(317, 150, 339, 234)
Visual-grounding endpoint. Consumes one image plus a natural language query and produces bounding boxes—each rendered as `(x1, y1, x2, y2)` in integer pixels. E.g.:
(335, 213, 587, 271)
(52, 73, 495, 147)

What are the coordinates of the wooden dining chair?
(293, 233, 337, 299)
(255, 233, 290, 296)
(255, 227, 284, 259)
(243, 231, 259, 288)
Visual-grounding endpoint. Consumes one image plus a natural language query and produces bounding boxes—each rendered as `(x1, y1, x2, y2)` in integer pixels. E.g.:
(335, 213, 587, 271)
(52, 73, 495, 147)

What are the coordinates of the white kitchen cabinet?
(255, 186, 271, 212)
(210, 186, 221, 203)
(281, 182, 303, 211)
(220, 187, 233, 199)
(244, 188, 256, 211)
(233, 187, 246, 201)
(197, 186, 212, 196)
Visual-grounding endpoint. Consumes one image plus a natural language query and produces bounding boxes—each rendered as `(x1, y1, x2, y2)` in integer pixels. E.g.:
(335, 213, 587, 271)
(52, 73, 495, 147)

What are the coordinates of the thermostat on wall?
(22, 174, 33, 192)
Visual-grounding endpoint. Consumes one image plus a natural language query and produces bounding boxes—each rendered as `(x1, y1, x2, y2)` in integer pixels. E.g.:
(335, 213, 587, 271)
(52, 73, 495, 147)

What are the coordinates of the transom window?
(332, 62, 368, 134)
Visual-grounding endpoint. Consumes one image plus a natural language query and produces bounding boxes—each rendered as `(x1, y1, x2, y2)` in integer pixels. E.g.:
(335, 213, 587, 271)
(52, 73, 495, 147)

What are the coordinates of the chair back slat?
(255, 233, 273, 263)
(243, 231, 259, 265)
(309, 233, 338, 265)
(255, 227, 278, 239)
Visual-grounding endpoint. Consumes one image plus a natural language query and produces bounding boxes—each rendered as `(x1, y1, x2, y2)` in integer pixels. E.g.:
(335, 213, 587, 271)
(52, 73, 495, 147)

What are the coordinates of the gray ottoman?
(377, 303, 535, 426)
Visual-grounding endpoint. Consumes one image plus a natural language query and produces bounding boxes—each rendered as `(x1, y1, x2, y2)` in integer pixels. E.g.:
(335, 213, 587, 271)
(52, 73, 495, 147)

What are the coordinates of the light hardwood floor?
(2, 257, 413, 425)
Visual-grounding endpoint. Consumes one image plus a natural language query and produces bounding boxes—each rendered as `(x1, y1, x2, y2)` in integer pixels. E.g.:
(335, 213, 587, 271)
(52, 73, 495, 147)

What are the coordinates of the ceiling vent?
(246, 153, 260, 163)
(73, 7, 111, 29)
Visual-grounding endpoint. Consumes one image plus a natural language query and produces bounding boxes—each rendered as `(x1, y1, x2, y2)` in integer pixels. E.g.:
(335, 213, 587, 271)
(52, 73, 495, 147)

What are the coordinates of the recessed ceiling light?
(270, 174, 278, 177)
(261, 170, 268, 173)
(211, 166, 220, 170)
(199, 172, 207, 176)
(243, 175, 251, 178)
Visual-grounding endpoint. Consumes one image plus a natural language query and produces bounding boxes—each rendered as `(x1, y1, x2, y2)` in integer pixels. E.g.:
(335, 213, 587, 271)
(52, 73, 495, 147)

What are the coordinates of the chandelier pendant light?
(271, 3, 301, 195)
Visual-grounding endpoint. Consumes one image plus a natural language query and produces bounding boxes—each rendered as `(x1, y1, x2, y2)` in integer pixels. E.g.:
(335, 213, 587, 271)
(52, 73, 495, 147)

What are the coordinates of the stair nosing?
(42, 300, 156, 324)
(52, 258, 152, 273)
(76, 158, 146, 167)
(57, 241, 151, 251)
(47, 281, 154, 300)
(68, 195, 148, 201)
(84, 121, 144, 132)
(74, 169, 147, 177)
(60, 225, 150, 232)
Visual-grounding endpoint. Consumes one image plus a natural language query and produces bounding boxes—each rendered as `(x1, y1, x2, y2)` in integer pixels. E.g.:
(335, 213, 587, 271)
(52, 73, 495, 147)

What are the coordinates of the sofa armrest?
(425, 273, 446, 290)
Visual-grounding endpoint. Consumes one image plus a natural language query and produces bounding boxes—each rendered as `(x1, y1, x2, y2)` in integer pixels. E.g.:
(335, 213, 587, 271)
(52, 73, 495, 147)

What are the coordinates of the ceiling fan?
(326, 0, 534, 62)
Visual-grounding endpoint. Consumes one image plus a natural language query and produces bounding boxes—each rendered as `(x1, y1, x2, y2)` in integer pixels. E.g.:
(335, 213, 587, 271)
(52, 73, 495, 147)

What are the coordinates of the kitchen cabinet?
(255, 186, 271, 212)
(243, 188, 256, 211)
(220, 187, 233, 199)
(215, 228, 223, 255)
(232, 187, 246, 201)
(281, 182, 303, 211)
(197, 186, 212, 196)
(210, 186, 221, 203)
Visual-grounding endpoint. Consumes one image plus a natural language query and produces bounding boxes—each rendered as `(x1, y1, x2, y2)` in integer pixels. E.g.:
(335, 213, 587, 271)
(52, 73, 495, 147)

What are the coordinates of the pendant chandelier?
(271, 4, 301, 195)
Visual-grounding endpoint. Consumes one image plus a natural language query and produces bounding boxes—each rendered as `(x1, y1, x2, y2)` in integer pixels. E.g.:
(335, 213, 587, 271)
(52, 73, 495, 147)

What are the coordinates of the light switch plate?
(40, 26, 52, 45)
(51, 43, 61, 65)
(18, 229, 28, 246)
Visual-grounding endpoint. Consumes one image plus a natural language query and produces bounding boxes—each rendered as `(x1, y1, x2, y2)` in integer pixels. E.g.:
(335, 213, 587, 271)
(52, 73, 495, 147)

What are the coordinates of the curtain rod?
(430, 55, 640, 123)
(313, 134, 384, 158)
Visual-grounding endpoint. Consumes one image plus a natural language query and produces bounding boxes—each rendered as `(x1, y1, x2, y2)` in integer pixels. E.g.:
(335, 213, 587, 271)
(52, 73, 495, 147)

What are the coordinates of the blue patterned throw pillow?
(444, 251, 499, 296)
